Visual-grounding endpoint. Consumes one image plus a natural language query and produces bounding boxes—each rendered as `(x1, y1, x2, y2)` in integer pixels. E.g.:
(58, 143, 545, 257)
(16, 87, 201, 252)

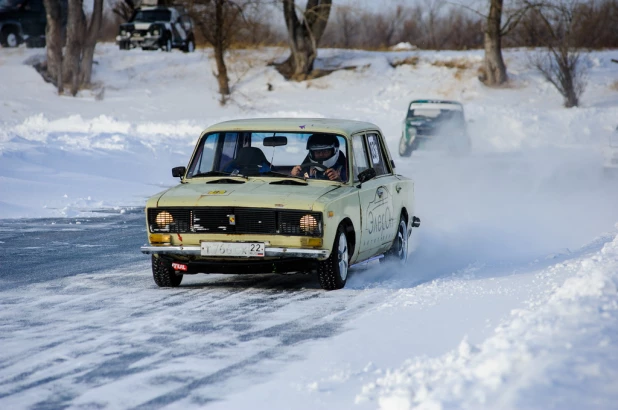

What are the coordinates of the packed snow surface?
(1, 44, 617, 409)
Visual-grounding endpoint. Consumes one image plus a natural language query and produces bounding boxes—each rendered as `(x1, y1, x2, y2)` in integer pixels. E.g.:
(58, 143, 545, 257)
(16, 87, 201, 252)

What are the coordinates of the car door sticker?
(368, 135, 381, 164)
(365, 187, 394, 245)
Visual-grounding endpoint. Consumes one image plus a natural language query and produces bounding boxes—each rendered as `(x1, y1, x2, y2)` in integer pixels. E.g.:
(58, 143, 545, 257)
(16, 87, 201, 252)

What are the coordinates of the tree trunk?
(278, 0, 332, 80)
(42, 0, 64, 93)
(214, 0, 230, 98)
(79, 0, 103, 86)
(63, 0, 86, 95)
(482, 0, 508, 86)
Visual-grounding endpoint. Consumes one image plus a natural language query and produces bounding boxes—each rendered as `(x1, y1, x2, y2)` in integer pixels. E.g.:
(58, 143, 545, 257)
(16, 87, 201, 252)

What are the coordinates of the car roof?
(408, 99, 463, 111)
(202, 118, 381, 138)
(410, 99, 462, 105)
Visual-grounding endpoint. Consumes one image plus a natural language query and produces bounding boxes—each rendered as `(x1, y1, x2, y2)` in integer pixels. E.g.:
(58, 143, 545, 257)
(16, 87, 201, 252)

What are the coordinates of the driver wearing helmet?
(291, 133, 347, 181)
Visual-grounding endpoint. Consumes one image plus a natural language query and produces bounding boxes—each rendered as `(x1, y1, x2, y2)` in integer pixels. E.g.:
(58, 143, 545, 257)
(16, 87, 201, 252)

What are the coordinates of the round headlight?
(153, 29, 160, 36)
(300, 215, 318, 232)
(156, 211, 174, 227)
(121, 30, 127, 36)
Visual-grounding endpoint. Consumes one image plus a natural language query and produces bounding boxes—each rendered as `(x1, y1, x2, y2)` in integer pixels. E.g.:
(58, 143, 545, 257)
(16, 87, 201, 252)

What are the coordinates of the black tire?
(0, 26, 20, 48)
(381, 217, 408, 265)
(183, 37, 195, 53)
(162, 36, 172, 52)
(399, 134, 413, 157)
(318, 225, 349, 290)
(152, 255, 183, 287)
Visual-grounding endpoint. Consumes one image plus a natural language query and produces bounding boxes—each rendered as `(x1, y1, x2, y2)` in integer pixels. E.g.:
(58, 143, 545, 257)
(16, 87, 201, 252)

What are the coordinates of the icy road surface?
(1, 153, 618, 409)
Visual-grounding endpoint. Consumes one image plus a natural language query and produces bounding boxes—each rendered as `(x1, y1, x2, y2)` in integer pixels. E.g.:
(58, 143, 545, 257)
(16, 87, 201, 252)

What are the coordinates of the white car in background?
(603, 126, 618, 176)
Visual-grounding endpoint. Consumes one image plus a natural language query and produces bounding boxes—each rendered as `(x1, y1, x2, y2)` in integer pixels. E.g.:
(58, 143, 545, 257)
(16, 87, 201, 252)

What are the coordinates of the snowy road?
(0, 214, 392, 408)
(2, 151, 618, 409)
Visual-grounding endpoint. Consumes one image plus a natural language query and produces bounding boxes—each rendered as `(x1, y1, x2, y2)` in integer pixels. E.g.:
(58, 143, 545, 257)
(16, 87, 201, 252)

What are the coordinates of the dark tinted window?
(133, 9, 171, 22)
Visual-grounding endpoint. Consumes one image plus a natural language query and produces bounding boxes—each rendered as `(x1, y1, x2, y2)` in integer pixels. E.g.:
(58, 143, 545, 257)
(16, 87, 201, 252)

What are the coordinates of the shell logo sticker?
(228, 214, 236, 225)
(207, 190, 227, 195)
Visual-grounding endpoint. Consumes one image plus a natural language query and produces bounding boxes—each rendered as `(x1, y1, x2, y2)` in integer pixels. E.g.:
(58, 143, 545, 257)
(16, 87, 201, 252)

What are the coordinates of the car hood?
(155, 179, 340, 210)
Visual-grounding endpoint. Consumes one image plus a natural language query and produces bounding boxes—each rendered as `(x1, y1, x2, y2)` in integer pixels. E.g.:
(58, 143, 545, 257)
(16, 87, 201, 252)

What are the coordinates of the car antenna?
(269, 133, 276, 165)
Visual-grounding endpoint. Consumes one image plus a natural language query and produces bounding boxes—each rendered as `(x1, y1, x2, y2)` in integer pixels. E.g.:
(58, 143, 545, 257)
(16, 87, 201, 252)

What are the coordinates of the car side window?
(352, 135, 370, 181)
(366, 133, 389, 176)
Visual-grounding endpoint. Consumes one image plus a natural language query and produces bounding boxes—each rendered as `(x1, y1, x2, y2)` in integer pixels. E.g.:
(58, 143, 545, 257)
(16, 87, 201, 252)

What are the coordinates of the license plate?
(201, 242, 265, 257)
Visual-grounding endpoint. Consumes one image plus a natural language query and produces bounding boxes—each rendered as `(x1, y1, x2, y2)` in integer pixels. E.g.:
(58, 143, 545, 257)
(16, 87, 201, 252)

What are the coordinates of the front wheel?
(0, 27, 20, 48)
(318, 226, 349, 290)
(152, 255, 183, 287)
(399, 134, 413, 157)
(381, 217, 408, 264)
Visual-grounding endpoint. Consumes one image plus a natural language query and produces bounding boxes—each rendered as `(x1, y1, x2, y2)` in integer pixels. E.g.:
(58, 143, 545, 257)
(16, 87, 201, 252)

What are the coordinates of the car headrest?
(235, 147, 268, 166)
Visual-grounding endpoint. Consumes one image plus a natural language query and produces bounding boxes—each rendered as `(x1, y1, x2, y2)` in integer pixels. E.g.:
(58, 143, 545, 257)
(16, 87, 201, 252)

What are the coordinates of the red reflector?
(172, 262, 188, 271)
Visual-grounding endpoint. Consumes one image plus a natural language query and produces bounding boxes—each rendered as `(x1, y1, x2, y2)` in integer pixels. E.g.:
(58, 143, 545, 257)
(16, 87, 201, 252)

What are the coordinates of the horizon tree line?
(42, 0, 618, 107)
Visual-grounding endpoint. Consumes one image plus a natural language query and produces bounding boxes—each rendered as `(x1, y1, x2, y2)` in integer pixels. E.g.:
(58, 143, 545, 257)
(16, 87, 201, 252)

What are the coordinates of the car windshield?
(407, 107, 463, 123)
(0, 0, 22, 11)
(186, 131, 349, 182)
(132, 9, 171, 22)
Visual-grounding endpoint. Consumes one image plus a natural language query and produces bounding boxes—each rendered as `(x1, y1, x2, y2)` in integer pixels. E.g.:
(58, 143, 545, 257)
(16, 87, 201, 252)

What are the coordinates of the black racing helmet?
(306, 133, 340, 165)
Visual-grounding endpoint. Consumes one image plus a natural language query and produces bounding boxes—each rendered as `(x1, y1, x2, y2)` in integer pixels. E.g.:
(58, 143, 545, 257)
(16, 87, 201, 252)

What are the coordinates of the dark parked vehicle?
(0, 0, 47, 48)
(116, 6, 195, 52)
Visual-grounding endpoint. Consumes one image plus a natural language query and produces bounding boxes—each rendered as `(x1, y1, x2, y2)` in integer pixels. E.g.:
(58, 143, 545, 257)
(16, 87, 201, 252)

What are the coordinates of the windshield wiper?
(257, 170, 307, 180)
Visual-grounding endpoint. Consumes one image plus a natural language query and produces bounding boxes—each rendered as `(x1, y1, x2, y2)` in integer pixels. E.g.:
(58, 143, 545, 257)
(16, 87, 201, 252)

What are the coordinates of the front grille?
(148, 207, 322, 236)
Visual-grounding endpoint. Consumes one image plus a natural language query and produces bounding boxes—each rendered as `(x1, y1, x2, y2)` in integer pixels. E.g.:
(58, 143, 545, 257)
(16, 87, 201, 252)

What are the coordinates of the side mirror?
(357, 168, 376, 184)
(172, 166, 186, 178)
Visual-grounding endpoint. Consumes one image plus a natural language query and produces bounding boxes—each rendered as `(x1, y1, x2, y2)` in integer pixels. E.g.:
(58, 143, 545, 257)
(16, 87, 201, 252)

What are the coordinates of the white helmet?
(307, 134, 340, 168)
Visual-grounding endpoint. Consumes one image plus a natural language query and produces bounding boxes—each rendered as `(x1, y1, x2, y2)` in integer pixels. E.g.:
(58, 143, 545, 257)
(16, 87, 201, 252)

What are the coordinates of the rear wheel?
(162, 36, 172, 52)
(318, 226, 349, 290)
(381, 217, 408, 264)
(152, 255, 183, 287)
(183, 38, 195, 53)
(399, 133, 413, 157)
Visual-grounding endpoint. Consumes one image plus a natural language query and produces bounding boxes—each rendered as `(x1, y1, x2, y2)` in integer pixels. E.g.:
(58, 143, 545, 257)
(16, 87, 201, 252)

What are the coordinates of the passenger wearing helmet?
(291, 133, 347, 181)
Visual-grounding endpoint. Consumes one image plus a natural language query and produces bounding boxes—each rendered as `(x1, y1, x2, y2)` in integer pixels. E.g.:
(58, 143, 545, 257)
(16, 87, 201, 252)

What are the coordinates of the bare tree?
(322, 5, 359, 49)
(42, 0, 65, 93)
(183, 0, 248, 103)
(42, 0, 103, 95)
(112, 0, 138, 22)
(480, 0, 530, 86)
(62, 0, 103, 96)
(527, 0, 588, 107)
(276, 0, 332, 80)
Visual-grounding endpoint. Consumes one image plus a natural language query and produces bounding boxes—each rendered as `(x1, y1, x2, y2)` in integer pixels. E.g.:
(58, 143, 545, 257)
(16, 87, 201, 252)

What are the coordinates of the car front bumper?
(116, 35, 161, 48)
(141, 245, 330, 259)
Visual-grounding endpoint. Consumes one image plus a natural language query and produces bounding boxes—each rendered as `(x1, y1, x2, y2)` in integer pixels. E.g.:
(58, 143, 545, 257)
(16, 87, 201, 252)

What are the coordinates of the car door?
(353, 132, 398, 261)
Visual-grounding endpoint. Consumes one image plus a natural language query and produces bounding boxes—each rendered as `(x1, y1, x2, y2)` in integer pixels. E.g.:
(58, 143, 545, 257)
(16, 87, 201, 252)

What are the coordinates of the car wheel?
(399, 134, 413, 157)
(162, 36, 172, 52)
(151, 255, 183, 287)
(1, 27, 20, 48)
(183, 38, 195, 53)
(381, 217, 408, 264)
(317, 226, 349, 290)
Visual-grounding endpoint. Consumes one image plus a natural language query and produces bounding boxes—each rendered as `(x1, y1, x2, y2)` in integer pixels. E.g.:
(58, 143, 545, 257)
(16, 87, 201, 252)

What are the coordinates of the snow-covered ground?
(1, 44, 617, 409)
